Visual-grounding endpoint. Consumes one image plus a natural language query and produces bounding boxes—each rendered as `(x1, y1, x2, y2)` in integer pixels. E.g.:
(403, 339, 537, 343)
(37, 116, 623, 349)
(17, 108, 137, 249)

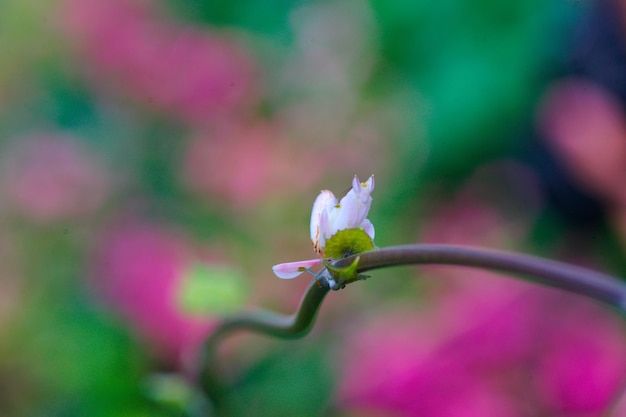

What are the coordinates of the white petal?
(360, 219, 375, 241)
(272, 259, 323, 279)
(354, 175, 374, 205)
(309, 176, 376, 254)
(352, 175, 361, 193)
(330, 194, 361, 232)
(331, 177, 374, 233)
(310, 190, 337, 245)
(316, 208, 331, 254)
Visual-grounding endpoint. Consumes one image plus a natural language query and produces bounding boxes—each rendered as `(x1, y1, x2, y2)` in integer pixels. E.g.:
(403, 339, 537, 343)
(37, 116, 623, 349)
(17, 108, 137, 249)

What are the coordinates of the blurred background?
(2, 0, 626, 416)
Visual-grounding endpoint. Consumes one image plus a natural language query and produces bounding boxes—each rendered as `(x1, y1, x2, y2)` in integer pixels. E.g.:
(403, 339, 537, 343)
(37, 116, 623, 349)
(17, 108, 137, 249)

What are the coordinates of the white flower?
(272, 175, 375, 279)
(311, 175, 375, 255)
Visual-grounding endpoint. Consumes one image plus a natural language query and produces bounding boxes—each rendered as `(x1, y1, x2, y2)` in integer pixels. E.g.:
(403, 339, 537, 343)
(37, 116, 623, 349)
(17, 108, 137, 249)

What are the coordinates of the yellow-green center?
(323, 228, 375, 259)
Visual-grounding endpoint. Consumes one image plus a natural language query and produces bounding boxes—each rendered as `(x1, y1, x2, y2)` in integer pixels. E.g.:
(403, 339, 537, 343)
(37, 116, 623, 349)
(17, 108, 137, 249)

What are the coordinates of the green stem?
(197, 244, 626, 414)
(339, 244, 626, 311)
(197, 280, 329, 416)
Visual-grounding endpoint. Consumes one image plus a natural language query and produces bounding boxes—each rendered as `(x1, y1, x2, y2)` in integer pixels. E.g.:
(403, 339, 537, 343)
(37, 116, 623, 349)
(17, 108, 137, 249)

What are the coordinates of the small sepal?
(321, 256, 361, 290)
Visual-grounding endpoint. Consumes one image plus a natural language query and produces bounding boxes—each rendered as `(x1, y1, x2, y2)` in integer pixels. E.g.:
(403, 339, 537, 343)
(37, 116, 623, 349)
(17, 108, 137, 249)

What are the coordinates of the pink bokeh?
(537, 78, 626, 207)
(91, 221, 216, 364)
(337, 286, 626, 417)
(338, 179, 626, 417)
(537, 78, 626, 250)
(0, 132, 109, 223)
(182, 122, 326, 209)
(536, 304, 626, 415)
(61, 0, 259, 125)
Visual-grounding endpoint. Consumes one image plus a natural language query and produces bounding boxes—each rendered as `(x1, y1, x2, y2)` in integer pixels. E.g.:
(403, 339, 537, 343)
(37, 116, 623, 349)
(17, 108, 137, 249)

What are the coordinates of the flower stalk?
(197, 279, 329, 416)
(338, 245, 626, 310)
(198, 243, 626, 415)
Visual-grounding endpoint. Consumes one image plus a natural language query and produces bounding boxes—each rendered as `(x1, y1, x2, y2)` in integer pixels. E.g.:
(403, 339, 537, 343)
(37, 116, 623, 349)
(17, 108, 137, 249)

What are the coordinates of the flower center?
(323, 228, 375, 260)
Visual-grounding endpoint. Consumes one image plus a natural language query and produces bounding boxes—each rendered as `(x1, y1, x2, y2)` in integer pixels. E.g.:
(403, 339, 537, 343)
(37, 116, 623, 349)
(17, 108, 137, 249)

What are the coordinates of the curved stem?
(197, 280, 329, 416)
(338, 244, 626, 311)
(204, 280, 329, 343)
(197, 244, 626, 414)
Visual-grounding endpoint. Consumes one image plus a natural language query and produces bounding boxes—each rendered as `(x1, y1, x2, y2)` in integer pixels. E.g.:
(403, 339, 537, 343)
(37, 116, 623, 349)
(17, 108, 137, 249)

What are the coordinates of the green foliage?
(6, 299, 158, 417)
(177, 263, 249, 315)
(163, 0, 304, 40)
(232, 345, 334, 417)
(144, 374, 199, 415)
(369, 0, 574, 180)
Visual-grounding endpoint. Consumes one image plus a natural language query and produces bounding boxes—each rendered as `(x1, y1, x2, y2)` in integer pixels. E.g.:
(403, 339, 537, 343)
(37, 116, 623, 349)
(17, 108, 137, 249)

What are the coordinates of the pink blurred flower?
(537, 78, 626, 206)
(537, 78, 626, 248)
(536, 304, 626, 415)
(337, 308, 525, 417)
(183, 123, 273, 207)
(336, 283, 626, 417)
(61, 0, 259, 125)
(0, 132, 109, 223)
(337, 183, 626, 416)
(91, 221, 216, 363)
(182, 122, 326, 208)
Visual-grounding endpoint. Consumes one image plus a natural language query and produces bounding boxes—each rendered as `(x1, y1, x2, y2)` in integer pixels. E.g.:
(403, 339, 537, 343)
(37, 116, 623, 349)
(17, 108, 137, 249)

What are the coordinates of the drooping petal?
(311, 190, 337, 250)
(316, 208, 331, 254)
(272, 258, 323, 279)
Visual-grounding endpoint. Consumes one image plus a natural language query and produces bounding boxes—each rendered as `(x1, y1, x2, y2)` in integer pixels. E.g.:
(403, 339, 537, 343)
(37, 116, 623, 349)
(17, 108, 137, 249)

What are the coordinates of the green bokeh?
(177, 263, 249, 315)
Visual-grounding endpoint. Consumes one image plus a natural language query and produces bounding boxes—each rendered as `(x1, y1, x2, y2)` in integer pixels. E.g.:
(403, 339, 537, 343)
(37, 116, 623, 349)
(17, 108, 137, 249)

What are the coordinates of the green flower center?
(323, 228, 375, 259)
